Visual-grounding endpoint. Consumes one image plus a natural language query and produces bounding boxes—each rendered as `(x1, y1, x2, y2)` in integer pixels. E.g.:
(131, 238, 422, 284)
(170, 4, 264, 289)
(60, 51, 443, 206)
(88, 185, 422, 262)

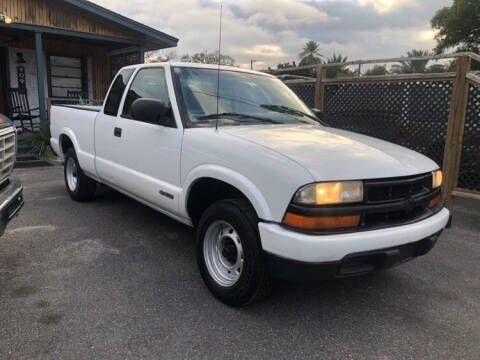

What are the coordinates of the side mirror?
(311, 108, 328, 125)
(131, 98, 171, 125)
(311, 108, 323, 119)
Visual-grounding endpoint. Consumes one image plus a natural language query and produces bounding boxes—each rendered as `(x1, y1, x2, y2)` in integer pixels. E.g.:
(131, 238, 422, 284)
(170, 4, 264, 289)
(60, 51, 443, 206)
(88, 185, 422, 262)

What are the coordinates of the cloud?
(241, 45, 287, 58)
(91, 0, 450, 69)
(357, 0, 416, 13)
(228, 0, 331, 27)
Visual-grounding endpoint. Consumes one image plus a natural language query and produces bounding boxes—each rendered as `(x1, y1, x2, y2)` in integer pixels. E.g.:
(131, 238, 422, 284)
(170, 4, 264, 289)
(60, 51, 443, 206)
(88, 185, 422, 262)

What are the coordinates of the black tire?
(64, 148, 96, 201)
(196, 199, 270, 306)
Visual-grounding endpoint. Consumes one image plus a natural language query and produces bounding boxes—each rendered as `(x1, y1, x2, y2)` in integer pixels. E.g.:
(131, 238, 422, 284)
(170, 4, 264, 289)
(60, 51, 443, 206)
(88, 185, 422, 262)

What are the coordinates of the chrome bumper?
(0, 178, 24, 236)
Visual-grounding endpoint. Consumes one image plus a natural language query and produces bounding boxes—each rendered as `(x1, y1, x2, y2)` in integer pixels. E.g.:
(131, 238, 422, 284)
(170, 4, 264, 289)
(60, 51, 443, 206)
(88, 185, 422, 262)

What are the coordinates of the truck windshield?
(173, 67, 319, 127)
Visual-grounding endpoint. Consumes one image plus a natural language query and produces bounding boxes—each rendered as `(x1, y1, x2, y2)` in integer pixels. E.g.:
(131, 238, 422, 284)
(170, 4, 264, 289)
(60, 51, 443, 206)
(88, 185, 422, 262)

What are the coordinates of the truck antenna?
(215, 1, 223, 130)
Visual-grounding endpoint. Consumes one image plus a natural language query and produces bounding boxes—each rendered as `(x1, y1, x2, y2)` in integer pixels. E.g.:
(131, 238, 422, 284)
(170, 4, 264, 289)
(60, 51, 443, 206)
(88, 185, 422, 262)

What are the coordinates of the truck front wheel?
(64, 148, 96, 201)
(196, 199, 270, 306)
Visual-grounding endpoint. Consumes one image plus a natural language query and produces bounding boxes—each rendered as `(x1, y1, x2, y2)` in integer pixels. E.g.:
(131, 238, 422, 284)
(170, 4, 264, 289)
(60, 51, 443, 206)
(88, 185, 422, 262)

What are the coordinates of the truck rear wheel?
(196, 199, 270, 306)
(64, 148, 96, 201)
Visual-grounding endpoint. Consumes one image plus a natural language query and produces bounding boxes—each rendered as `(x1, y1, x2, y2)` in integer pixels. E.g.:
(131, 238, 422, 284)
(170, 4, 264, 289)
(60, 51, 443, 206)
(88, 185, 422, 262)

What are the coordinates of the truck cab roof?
(121, 62, 276, 78)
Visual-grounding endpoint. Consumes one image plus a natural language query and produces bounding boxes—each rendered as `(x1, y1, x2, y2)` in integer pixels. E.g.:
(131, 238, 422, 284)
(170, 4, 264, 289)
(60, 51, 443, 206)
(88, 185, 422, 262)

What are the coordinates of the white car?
(50, 63, 450, 306)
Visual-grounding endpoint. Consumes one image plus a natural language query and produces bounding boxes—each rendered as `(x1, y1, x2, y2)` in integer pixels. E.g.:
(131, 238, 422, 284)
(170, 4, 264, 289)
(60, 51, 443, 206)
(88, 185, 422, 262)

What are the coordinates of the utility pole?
(250, 59, 257, 70)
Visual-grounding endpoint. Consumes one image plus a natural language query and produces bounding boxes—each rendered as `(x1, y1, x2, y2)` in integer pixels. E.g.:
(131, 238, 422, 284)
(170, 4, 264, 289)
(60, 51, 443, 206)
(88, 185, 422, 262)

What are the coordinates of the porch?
(0, 27, 147, 130)
(0, 0, 178, 145)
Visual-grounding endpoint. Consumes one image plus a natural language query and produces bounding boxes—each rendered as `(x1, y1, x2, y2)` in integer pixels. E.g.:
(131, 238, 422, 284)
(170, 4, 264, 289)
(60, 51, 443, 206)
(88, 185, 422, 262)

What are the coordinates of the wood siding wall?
(92, 51, 110, 100)
(0, 0, 142, 41)
(5, 37, 110, 99)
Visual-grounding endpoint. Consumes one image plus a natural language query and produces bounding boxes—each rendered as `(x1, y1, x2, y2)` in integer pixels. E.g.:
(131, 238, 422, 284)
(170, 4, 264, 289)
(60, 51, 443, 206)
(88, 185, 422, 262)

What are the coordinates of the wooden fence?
(275, 52, 480, 208)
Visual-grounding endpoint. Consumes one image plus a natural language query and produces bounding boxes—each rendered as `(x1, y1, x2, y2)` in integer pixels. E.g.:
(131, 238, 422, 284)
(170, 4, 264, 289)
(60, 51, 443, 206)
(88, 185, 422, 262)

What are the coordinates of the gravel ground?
(1, 165, 479, 360)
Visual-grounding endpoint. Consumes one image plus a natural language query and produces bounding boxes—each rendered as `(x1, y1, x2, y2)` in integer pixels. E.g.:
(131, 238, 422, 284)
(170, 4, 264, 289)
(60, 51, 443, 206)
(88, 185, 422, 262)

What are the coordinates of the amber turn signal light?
(428, 195, 440, 209)
(283, 212, 360, 230)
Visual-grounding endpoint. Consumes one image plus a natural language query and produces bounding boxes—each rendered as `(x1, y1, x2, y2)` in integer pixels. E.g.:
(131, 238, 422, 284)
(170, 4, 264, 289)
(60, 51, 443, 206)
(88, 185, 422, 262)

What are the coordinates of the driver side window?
(122, 68, 171, 124)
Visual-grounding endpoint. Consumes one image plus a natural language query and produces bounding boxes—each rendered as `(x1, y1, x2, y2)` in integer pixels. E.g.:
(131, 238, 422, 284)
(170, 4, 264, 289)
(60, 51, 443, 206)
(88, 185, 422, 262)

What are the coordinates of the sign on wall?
(16, 66, 26, 90)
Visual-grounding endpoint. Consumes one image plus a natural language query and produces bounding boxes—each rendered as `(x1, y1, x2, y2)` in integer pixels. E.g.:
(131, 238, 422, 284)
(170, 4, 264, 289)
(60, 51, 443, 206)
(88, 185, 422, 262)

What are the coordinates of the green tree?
(180, 51, 235, 66)
(390, 64, 403, 74)
(298, 40, 323, 66)
(364, 65, 389, 76)
(399, 49, 431, 73)
(325, 53, 352, 78)
(277, 62, 296, 69)
(446, 59, 458, 72)
(431, 0, 480, 54)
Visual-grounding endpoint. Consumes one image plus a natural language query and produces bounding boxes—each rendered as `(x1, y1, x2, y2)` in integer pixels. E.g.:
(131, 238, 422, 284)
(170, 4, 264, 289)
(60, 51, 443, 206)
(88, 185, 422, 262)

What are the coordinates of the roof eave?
(145, 38, 179, 51)
(61, 0, 178, 48)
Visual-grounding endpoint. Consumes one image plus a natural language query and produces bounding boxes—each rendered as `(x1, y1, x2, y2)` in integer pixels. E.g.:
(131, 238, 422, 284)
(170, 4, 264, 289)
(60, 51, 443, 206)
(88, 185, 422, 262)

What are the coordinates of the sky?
(91, 0, 452, 69)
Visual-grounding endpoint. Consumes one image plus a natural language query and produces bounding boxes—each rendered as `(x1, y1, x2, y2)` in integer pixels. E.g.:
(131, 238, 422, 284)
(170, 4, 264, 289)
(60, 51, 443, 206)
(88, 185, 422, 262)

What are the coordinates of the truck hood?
(221, 124, 438, 181)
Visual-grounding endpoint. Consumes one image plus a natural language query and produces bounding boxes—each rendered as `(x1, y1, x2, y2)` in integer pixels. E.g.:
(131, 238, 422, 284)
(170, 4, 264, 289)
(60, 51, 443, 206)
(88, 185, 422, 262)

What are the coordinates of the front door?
(112, 66, 182, 215)
(0, 73, 5, 115)
(0, 48, 7, 115)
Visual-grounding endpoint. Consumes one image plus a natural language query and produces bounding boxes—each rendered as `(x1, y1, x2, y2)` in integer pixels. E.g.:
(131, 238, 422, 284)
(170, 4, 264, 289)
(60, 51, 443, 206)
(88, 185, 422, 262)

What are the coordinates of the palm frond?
(23, 123, 55, 158)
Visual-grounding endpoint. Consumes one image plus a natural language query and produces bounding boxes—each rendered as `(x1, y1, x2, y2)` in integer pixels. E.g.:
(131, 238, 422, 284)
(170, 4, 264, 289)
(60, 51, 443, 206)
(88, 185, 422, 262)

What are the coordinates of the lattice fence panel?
(287, 83, 315, 108)
(322, 81, 453, 167)
(458, 83, 480, 191)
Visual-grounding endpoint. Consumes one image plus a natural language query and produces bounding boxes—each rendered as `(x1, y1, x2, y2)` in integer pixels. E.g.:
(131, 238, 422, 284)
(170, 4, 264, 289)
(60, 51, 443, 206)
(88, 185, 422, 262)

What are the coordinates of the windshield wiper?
(197, 112, 281, 124)
(259, 104, 319, 122)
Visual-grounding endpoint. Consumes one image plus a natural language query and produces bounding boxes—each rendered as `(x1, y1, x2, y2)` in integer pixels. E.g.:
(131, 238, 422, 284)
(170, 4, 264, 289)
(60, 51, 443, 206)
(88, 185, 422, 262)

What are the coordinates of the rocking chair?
(7, 88, 40, 132)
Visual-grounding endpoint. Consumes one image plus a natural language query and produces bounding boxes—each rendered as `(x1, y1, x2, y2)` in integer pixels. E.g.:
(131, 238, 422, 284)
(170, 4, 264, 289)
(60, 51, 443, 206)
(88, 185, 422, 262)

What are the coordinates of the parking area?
(1, 165, 479, 359)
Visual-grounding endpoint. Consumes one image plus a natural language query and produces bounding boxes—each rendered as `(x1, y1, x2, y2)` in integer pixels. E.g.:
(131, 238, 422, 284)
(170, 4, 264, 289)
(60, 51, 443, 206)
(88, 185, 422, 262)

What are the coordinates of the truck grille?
(364, 173, 432, 204)
(361, 173, 437, 229)
(0, 129, 16, 184)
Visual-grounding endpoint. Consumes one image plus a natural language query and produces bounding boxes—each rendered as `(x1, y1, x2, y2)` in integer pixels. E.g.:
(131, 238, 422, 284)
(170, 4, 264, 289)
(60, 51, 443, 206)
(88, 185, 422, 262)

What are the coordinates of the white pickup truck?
(50, 63, 450, 305)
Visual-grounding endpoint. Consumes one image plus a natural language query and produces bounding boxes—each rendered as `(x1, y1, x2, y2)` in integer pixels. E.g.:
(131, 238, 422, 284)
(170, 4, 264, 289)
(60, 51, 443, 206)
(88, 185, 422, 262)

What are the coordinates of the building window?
(47, 55, 87, 99)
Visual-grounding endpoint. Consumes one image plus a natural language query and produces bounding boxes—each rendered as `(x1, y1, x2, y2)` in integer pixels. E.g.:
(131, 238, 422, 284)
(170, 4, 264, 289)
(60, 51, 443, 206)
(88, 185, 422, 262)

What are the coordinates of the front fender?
(180, 164, 273, 221)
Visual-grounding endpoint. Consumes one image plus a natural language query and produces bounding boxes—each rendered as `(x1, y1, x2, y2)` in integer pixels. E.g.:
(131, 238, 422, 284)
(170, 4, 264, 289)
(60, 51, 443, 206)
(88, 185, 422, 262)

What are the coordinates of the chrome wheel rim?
(203, 220, 244, 287)
(66, 157, 78, 192)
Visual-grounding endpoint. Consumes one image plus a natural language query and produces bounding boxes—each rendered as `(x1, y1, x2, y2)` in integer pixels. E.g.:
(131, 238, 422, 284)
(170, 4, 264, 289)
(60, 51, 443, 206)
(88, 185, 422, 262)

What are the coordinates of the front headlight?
(432, 170, 443, 189)
(293, 181, 363, 205)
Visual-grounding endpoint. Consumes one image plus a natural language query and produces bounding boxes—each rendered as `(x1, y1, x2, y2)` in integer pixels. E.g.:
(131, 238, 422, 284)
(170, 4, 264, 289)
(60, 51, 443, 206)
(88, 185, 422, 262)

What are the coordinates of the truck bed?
(50, 104, 99, 177)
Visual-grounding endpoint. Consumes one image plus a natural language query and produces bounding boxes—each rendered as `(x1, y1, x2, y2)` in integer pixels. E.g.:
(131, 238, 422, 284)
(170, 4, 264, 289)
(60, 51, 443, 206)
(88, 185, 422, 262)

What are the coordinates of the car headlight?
(432, 170, 443, 189)
(292, 181, 363, 205)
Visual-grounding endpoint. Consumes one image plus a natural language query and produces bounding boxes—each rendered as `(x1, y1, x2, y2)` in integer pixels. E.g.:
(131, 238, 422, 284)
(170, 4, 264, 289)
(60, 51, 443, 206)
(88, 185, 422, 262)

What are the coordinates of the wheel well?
(187, 178, 254, 227)
(60, 135, 74, 156)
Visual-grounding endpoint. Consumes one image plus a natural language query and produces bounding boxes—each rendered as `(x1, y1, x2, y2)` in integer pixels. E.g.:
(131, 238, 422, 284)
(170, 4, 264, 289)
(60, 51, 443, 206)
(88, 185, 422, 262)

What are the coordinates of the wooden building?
(0, 0, 178, 126)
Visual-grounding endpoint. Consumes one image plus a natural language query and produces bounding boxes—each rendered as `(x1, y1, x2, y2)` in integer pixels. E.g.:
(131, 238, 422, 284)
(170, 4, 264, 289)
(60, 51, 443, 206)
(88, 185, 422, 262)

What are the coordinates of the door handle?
(114, 127, 122, 137)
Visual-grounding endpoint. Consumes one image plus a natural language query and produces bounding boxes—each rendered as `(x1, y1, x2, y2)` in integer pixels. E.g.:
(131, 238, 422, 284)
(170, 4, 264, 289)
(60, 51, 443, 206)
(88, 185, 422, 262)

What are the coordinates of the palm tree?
(326, 53, 349, 78)
(399, 49, 430, 73)
(298, 40, 323, 66)
(327, 53, 348, 64)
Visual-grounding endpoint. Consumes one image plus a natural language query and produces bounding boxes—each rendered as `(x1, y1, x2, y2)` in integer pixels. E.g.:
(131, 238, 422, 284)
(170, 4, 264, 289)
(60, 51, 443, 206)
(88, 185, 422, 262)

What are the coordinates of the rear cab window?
(103, 68, 135, 116)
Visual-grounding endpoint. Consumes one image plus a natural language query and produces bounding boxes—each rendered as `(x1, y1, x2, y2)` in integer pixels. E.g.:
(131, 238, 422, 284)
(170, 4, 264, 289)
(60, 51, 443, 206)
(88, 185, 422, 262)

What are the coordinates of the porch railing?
(46, 97, 104, 121)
